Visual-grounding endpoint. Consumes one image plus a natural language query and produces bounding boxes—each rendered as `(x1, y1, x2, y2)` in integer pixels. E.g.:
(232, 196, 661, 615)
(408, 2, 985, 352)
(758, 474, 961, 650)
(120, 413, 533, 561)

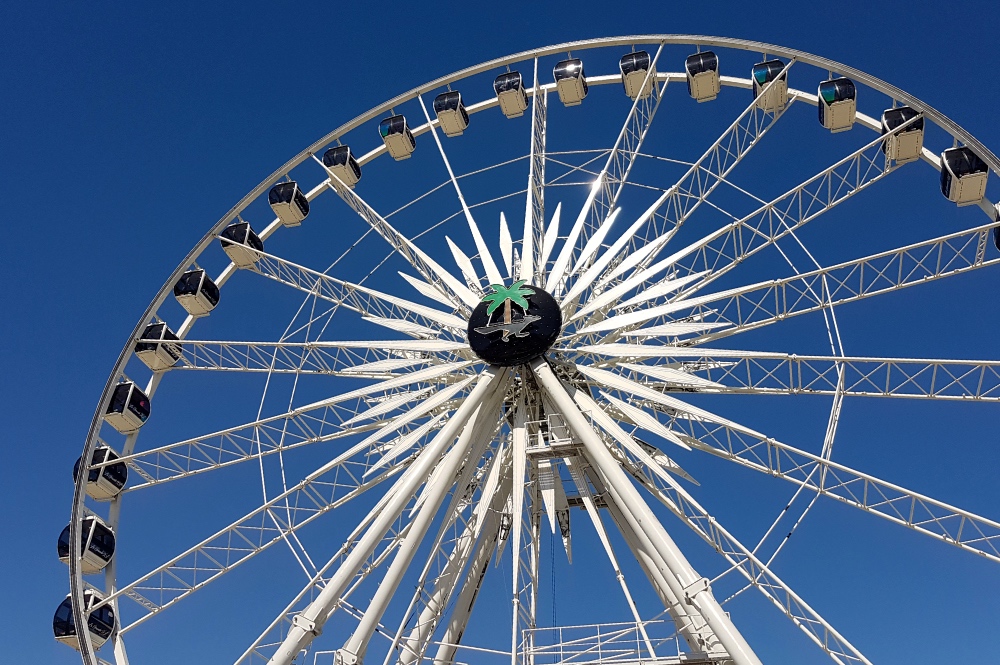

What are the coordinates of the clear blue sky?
(5, 2, 1000, 663)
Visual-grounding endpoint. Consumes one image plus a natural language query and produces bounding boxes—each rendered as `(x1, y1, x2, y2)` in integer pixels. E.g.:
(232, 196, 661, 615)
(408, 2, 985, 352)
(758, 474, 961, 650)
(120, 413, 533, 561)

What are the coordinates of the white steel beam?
(339, 374, 506, 665)
(548, 44, 666, 297)
(508, 391, 531, 665)
(595, 351, 1000, 402)
(523, 58, 547, 284)
(419, 95, 505, 287)
(582, 458, 724, 657)
(578, 59, 797, 305)
(267, 368, 506, 665)
(653, 409, 1000, 562)
(394, 452, 513, 665)
(153, 338, 468, 377)
(531, 359, 762, 665)
(608, 440, 871, 665)
(114, 361, 475, 488)
(250, 251, 466, 338)
(637, 114, 921, 306)
(323, 172, 478, 310)
(651, 220, 999, 345)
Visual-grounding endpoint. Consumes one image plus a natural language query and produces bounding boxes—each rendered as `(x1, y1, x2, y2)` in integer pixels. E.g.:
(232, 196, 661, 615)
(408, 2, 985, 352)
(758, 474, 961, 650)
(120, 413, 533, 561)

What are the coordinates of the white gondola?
(268, 181, 310, 227)
(173, 268, 220, 317)
(994, 205, 1000, 251)
(880, 106, 924, 163)
(685, 51, 720, 102)
(73, 444, 128, 500)
(751, 59, 787, 111)
(134, 321, 182, 371)
(379, 115, 416, 160)
(58, 515, 116, 574)
(322, 145, 362, 188)
(219, 221, 264, 268)
(818, 77, 857, 132)
(53, 589, 116, 650)
(433, 91, 470, 137)
(104, 381, 150, 434)
(940, 146, 989, 205)
(554, 58, 588, 106)
(619, 50, 654, 100)
(494, 71, 527, 118)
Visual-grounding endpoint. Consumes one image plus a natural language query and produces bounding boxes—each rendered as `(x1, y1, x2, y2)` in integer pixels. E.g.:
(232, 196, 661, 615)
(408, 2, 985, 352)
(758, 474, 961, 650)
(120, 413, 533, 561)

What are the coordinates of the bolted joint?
(291, 614, 321, 636)
(684, 577, 711, 605)
(335, 648, 361, 665)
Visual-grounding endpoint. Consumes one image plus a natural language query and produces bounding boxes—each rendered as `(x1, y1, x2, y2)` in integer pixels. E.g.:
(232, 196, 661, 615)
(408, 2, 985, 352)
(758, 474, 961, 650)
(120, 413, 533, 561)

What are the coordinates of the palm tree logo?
(475, 280, 540, 342)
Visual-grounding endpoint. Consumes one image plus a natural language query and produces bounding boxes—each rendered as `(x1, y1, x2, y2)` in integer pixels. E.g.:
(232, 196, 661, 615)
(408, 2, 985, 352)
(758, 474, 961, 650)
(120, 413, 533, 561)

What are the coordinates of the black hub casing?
(467, 286, 561, 366)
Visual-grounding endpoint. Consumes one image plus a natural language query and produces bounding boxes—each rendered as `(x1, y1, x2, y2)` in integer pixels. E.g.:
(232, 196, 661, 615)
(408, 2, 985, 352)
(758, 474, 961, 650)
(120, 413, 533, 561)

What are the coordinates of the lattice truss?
(71, 40, 1000, 665)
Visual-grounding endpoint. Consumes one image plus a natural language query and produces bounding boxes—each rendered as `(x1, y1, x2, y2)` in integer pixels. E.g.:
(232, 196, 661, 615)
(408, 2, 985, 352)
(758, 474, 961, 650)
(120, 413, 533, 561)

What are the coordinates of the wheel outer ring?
(69, 35, 1000, 665)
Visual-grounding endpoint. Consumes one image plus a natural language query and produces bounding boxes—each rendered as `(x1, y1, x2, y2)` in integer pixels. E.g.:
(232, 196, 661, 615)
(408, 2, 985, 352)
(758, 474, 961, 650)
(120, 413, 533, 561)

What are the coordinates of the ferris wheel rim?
(67, 34, 1000, 665)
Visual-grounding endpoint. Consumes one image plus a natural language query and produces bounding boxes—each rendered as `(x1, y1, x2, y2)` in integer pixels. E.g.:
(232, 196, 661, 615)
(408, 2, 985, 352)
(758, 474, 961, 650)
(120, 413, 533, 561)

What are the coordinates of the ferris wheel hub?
(467, 282, 562, 366)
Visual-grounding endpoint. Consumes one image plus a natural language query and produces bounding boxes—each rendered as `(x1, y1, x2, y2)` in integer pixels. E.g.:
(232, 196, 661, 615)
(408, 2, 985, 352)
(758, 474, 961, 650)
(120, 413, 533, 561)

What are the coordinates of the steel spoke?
(644, 114, 922, 304)
(114, 361, 474, 488)
(547, 44, 666, 297)
(419, 94, 505, 286)
(571, 60, 797, 311)
(268, 368, 507, 663)
(235, 478, 421, 664)
(168, 339, 469, 376)
(665, 412, 1000, 562)
(580, 218, 999, 342)
(522, 58, 547, 284)
(568, 347, 1000, 402)
(250, 251, 466, 338)
(570, 119, 916, 332)
(607, 437, 871, 665)
(322, 169, 479, 310)
(99, 428, 431, 630)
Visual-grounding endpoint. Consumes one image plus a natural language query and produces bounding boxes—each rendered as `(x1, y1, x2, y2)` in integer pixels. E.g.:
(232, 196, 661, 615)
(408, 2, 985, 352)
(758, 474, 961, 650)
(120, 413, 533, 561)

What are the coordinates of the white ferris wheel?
(59, 35, 1000, 665)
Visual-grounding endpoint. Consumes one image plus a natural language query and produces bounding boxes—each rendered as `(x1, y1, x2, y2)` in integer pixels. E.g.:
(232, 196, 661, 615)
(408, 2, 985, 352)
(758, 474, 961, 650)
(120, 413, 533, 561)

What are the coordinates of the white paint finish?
(499, 212, 513, 278)
(598, 390, 692, 451)
(399, 271, 456, 307)
(574, 363, 763, 438)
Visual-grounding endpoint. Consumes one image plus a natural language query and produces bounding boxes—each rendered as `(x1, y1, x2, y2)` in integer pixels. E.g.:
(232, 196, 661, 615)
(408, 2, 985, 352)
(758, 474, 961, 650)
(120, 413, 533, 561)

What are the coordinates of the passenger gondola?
(58, 516, 116, 574)
(619, 50, 654, 100)
(940, 146, 989, 205)
(134, 321, 181, 371)
(818, 77, 856, 132)
(174, 268, 220, 316)
(994, 206, 1000, 251)
(379, 115, 416, 160)
(685, 51, 720, 102)
(219, 221, 264, 268)
(322, 145, 362, 188)
(494, 71, 527, 118)
(751, 59, 787, 111)
(268, 181, 310, 227)
(433, 91, 470, 137)
(554, 58, 587, 106)
(73, 445, 128, 500)
(880, 106, 924, 163)
(105, 381, 150, 434)
(53, 590, 116, 650)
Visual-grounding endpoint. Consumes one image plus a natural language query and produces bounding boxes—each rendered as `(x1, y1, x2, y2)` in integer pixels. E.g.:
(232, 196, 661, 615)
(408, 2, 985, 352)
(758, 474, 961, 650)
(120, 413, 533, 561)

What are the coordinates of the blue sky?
(5, 2, 1000, 663)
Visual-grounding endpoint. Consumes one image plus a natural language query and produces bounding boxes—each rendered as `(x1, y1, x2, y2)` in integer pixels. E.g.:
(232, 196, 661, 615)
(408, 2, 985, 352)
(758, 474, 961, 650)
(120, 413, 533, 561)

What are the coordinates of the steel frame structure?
(66, 35, 1000, 665)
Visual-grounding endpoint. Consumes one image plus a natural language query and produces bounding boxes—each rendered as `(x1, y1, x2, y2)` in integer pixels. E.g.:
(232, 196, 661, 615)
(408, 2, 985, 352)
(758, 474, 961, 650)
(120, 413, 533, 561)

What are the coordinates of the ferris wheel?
(58, 35, 1000, 665)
